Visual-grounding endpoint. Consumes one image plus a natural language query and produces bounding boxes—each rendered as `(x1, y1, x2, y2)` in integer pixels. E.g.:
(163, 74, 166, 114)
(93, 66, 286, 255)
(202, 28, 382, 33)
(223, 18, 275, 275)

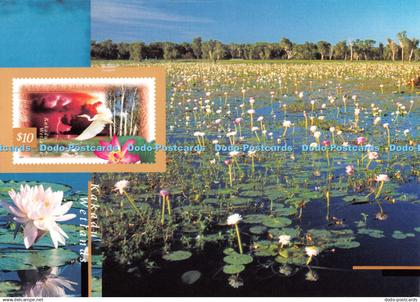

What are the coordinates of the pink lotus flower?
(346, 165, 354, 176)
(94, 135, 140, 164)
(356, 137, 366, 145)
(1, 185, 75, 249)
(322, 140, 331, 147)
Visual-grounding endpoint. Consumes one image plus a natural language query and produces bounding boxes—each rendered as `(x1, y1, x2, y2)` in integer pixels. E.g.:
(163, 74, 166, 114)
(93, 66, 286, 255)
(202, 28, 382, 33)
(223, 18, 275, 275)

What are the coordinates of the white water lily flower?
(305, 246, 319, 257)
(114, 180, 129, 194)
(278, 235, 291, 246)
(383, 123, 389, 129)
(248, 150, 256, 156)
(375, 174, 390, 182)
(247, 109, 255, 114)
(283, 120, 292, 128)
(227, 213, 242, 225)
(403, 129, 410, 136)
(373, 117, 381, 125)
(1, 185, 76, 249)
(313, 131, 321, 139)
(329, 127, 335, 133)
(257, 116, 264, 122)
(229, 151, 241, 157)
(368, 152, 379, 160)
(310, 126, 317, 133)
(251, 126, 259, 132)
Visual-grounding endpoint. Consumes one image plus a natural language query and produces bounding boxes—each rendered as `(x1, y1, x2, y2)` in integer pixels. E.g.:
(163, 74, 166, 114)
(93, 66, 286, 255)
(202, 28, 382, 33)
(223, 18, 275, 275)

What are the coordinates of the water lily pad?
(279, 249, 289, 258)
(223, 264, 245, 274)
(253, 241, 278, 257)
(264, 190, 285, 200)
(334, 240, 361, 249)
(162, 250, 192, 261)
(0, 248, 78, 271)
(223, 253, 253, 265)
(274, 247, 306, 266)
(242, 214, 266, 224)
(392, 230, 415, 240)
(249, 225, 267, 235)
(223, 248, 236, 255)
(343, 195, 369, 204)
(268, 227, 299, 239)
(92, 255, 103, 270)
(181, 270, 201, 285)
(414, 227, 420, 233)
(261, 216, 292, 228)
(203, 198, 219, 205)
(272, 204, 298, 216)
(0, 223, 80, 247)
(91, 277, 102, 297)
(0, 281, 21, 296)
(357, 228, 384, 238)
(230, 197, 253, 205)
(240, 190, 262, 198)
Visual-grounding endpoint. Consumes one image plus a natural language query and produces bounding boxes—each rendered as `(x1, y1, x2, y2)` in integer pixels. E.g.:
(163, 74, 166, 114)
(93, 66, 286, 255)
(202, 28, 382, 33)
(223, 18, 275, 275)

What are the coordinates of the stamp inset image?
(0, 68, 166, 173)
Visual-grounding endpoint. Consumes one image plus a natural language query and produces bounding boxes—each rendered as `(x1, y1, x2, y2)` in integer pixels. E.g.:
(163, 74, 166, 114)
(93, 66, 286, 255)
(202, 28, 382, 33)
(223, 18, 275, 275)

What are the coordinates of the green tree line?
(91, 31, 420, 61)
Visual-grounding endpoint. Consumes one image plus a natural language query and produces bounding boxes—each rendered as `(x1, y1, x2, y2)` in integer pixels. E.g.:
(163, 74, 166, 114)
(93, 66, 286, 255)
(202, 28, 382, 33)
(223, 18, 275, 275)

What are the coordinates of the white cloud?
(92, 0, 213, 26)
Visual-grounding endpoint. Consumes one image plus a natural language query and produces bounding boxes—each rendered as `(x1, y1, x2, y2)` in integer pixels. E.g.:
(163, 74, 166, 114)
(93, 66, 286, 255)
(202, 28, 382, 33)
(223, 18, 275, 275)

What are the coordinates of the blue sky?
(92, 0, 420, 44)
(0, 0, 90, 67)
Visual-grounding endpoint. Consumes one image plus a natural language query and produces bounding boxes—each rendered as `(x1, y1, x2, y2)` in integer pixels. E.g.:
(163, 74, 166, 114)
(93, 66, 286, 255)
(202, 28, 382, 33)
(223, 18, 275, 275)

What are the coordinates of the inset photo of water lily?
(0, 174, 91, 297)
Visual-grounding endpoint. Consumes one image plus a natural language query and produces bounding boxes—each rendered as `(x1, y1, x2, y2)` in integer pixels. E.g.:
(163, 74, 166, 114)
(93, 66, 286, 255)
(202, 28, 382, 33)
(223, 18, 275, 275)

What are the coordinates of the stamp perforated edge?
(12, 77, 156, 165)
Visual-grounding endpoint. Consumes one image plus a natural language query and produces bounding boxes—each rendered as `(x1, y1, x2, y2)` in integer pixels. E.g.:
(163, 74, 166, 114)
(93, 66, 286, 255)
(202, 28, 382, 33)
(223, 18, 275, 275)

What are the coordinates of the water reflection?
(228, 275, 244, 288)
(18, 267, 77, 297)
(305, 269, 319, 282)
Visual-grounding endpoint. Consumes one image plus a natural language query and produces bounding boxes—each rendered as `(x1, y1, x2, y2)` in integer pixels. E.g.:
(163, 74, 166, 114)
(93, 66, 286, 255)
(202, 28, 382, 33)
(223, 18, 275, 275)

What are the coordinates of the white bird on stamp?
(75, 104, 113, 141)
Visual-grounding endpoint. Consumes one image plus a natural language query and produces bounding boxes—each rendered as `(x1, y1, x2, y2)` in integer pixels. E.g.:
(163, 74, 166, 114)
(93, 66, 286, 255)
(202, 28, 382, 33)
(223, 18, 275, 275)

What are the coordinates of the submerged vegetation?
(93, 60, 419, 295)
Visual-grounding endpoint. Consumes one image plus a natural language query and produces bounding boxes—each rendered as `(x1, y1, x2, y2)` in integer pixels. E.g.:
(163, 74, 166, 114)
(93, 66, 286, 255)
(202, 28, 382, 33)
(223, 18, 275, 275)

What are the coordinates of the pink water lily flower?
(356, 137, 366, 145)
(1, 185, 76, 249)
(94, 135, 140, 164)
(346, 165, 354, 176)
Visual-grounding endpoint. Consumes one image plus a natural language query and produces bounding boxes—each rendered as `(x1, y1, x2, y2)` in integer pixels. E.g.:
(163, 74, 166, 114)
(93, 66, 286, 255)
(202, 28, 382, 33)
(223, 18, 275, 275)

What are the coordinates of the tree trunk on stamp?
(119, 86, 125, 136)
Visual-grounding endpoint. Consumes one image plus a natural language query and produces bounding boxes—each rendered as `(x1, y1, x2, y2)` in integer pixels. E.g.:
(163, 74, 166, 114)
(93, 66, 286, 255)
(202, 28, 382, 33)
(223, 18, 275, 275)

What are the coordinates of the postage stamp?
(0, 67, 166, 172)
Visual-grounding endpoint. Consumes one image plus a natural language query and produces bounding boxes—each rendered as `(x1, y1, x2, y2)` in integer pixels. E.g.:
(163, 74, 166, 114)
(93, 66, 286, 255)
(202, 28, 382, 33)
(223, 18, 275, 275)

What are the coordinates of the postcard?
(0, 67, 166, 172)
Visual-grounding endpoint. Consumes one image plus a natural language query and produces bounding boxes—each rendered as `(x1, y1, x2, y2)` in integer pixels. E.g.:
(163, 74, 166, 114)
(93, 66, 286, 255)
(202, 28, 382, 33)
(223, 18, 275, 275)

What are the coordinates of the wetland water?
(95, 62, 419, 297)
